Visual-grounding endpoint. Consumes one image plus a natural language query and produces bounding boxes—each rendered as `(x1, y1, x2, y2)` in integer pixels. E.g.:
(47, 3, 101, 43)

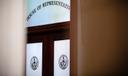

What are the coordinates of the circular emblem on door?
(30, 56, 39, 71)
(59, 55, 68, 70)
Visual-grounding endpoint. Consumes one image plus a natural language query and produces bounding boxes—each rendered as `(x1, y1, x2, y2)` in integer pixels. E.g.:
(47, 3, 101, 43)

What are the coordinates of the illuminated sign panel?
(27, 0, 70, 27)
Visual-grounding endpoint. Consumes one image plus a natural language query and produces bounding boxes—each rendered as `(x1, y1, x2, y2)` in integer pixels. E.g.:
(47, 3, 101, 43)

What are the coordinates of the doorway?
(27, 22, 70, 76)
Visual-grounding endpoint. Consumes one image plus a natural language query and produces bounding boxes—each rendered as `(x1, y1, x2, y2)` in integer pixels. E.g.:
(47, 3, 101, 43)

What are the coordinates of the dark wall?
(77, 0, 128, 75)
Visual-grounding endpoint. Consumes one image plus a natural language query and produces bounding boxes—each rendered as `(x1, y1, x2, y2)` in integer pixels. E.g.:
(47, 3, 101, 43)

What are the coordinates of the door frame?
(27, 22, 70, 76)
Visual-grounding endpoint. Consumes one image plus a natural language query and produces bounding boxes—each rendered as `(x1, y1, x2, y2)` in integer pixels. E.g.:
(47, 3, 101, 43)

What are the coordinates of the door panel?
(26, 43, 43, 76)
(54, 39, 70, 76)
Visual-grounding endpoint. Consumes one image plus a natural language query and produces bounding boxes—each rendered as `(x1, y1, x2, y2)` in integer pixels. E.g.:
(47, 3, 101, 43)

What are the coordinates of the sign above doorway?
(27, 0, 70, 27)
